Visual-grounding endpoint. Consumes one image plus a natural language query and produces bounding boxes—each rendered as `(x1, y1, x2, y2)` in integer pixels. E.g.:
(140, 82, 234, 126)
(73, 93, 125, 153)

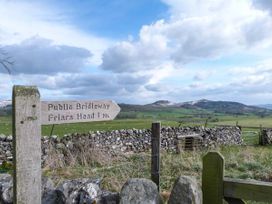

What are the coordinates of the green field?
(1, 112, 272, 136)
(0, 116, 180, 136)
(44, 145, 272, 204)
(0, 116, 11, 135)
(1, 113, 271, 147)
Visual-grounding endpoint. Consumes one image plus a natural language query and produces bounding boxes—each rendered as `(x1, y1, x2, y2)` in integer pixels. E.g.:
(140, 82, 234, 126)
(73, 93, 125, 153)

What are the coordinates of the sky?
(1, 0, 272, 105)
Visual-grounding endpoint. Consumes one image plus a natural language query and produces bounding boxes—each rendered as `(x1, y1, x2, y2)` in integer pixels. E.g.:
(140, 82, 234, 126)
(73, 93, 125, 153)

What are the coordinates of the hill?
(256, 104, 272, 110)
(0, 100, 12, 116)
(0, 100, 11, 108)
(179, 99, 270, 115)
(1, 99, 271, 117)
(120, 99, 272, 117)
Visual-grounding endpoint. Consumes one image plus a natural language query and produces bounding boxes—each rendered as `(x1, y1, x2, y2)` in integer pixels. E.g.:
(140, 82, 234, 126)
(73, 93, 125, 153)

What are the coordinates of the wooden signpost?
(41, 100, 120, 125)
(13, 86, 41, 204)
(12, 85, 121, 204)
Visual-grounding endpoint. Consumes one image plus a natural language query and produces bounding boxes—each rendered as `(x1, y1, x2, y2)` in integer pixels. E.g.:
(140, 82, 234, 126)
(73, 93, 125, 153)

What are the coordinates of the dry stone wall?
(0, 174, 119, 204)
(0, 174, 203, 204)
(0, 126, 242, 164)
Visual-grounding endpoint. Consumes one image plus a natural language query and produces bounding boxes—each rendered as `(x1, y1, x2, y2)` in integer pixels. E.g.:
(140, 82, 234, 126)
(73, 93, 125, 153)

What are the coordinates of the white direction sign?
(41, 100, 121, 125)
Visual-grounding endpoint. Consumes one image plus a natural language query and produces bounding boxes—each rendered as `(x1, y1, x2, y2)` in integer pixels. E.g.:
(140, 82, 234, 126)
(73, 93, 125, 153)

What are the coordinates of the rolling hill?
(120, 99, 272, 116)
(179, 99, 270, 115)
(1, 99, 271, 117)
(256, 104, 272, 110)
(0, 100, 12, 116)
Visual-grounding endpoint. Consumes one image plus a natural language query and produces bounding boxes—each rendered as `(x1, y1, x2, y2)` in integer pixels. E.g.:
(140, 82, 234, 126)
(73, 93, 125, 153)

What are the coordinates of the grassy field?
(46, 145, 272, 190)
(0, 116, 180, 136)
(44, 145, 272, 203)
(1, 113, 272, 136)
(213, 116, 272, 127)
(0, 113, 269, 147)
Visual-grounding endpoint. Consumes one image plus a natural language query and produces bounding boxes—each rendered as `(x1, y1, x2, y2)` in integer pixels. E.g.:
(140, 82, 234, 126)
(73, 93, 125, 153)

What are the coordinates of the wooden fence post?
(259, 124, 264, 145)
(202, 151, 224, 204)
(204, 119, 208, 128)
(12, 86, 41, 204)
(151, 122, 161, 191)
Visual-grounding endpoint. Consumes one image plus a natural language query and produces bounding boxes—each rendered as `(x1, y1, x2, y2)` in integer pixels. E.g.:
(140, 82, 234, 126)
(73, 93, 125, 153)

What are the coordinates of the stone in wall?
(119, 178, 162, 204)
(0, 175, 119, 204)
(168, 176, 202, 204)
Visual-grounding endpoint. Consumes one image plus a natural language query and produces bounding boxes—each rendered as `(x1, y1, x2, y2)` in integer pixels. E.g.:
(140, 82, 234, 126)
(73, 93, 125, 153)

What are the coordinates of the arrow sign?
(41, 100, 121, 125)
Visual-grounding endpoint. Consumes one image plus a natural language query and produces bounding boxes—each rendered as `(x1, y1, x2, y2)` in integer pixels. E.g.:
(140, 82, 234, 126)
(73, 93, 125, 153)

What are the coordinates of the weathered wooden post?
(202, 151, 224, 204)
(204, 119, 208, 127)
(151, 122, 161, 191)
(12, 85, 41, 204)
(12, 86, 121, 203)
(259, 124, 264, 145)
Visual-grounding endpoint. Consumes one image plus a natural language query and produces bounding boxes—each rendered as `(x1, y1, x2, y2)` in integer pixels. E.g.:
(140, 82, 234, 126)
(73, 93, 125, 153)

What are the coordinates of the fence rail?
(203, 151, 272, 204)
(224, 178, 272, 202)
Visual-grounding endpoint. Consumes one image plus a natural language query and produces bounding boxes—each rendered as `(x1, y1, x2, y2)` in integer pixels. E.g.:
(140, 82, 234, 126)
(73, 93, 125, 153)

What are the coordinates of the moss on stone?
(13, 85, 40, 97)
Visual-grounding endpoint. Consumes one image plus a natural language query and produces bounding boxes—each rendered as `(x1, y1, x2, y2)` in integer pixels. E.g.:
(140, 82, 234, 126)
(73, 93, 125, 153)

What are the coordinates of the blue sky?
(1, 0, 272, 104)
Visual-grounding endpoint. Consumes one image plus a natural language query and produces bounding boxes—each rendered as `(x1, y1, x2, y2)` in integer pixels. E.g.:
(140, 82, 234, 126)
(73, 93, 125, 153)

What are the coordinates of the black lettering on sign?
(77, 113, 95, 120)
(48, 104, 54, 111)
(103, 113, 110, 118)
(41, 100, 120, 125)
(48, 114, 73, 121)
(48, 103, 72, 111)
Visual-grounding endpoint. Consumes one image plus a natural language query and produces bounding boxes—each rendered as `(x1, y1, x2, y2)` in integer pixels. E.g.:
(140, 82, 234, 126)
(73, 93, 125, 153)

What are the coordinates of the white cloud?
(1, 36, 92, 75)
(0, 0, 113, 65)
(229, 59, 272, 76)
(2, 0, 272, 104)
(98, 0, 272, 104)
(1, 72, 151, 102)
(138, 57, 272, 104)
(193, 70, 215, 81)
(253, 0, 272, 14)
(228, 61, 272, 91)
(0, 73, 13, 99)
(101, 0, 272, 75)
(101, 28, 169, 73)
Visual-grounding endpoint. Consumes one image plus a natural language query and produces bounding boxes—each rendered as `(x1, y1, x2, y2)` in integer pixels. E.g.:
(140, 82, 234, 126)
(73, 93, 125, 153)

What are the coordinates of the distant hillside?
(0, 100, 11, 108)
(1, 99, 271, 117)
(148, 100, 176, 107)
(120, 99, 272, 116)
(256, 104, 272, 110)
(0, 100, 12, 116)
(179, 99, 270, 115)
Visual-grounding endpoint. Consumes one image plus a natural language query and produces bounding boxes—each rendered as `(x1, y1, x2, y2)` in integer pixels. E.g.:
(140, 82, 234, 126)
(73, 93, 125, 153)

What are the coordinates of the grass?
(43, 145, 272, 203)
(0, 117, 180, 136)
(44, 146, 265, 187)
(2, 113, 272, 136)
(0, 116, 11, 135)
(41, 119, 178, 136)
(212, 116, 272, 128)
